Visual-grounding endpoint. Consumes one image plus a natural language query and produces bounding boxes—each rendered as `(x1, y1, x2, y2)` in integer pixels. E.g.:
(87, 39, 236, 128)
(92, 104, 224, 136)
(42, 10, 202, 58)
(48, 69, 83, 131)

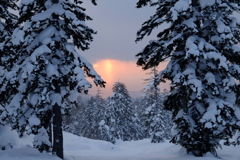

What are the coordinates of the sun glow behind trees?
(89, 59, 169, 98)
(94, 59, 114, 84)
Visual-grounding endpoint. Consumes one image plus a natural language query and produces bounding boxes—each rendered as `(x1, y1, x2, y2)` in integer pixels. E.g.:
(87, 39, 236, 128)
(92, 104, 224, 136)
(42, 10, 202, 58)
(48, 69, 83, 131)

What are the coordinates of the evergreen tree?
(0, 0, 18, 75)
(63, 95, 87, 136)
(0, 0, 18, 106)
(106, 82, 143, 144)
(136, 0, 240, 156)
(0, 0, 18, 150)
(140, 67, 172, 142)
(0, 0, 104, 159)
(78, 90, 109, 141)
(159, 90, 172, 140)
(0, 0, 17, 43)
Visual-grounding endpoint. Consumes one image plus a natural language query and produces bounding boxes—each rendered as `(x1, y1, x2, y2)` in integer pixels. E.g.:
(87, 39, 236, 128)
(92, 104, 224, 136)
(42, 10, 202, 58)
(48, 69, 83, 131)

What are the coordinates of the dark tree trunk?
(52, 103, 63, 159)
(52, 79, 63, 159)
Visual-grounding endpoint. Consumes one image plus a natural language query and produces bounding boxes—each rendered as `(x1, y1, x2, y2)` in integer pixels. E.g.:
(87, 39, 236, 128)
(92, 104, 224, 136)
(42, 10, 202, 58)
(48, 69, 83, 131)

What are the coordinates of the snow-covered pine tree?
(63, 95, 87, 136)
(140, 67, 163, 141)
(78, 90, 109, 141)
(0, 0, 18, 74)
(136, 0, 240, 157)
(94, 88, 112, 142)
(0, 0, 18, 107)
(140, 67, 172, 142)
(159, 90, 172, 140)
(0, 0, 105, 159)
(0, 1, 18, 150)
(0, 0, 17, 43)
(106, 82, 143, 144)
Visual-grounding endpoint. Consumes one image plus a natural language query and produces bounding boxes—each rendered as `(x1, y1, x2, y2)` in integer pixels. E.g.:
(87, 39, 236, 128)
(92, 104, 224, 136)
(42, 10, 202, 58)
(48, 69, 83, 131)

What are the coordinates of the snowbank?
(0, 131, 239, 160)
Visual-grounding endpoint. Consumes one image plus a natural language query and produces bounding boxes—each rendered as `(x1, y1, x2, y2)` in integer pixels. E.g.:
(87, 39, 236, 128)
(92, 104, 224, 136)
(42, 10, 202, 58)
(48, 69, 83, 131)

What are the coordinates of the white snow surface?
(0, 130, 239, 160)
(199, 0, 215, 9)
(174, 0, 189, 12)
(28, 114, 40, 126)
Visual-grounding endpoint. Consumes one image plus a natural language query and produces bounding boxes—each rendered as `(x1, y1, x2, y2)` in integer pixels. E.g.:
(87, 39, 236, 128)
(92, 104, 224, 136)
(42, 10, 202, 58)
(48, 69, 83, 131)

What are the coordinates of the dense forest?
(1, 0, 240, 159)
(63, 81, 173, 144)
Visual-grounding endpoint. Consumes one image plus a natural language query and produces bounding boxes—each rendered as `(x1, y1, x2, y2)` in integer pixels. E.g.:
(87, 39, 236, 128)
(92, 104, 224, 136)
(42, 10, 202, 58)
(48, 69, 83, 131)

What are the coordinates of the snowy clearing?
(0, 131, 239, 160)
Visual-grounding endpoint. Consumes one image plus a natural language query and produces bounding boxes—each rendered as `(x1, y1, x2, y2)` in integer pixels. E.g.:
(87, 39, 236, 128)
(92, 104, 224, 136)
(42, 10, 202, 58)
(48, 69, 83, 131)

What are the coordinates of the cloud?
(87, 59, 170, 98)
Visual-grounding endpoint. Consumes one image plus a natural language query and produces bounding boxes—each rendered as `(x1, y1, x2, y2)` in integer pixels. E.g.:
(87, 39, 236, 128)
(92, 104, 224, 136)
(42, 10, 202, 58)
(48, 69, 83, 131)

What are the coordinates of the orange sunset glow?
(88, 59, 169, 98)
(94, 59, 114, 84)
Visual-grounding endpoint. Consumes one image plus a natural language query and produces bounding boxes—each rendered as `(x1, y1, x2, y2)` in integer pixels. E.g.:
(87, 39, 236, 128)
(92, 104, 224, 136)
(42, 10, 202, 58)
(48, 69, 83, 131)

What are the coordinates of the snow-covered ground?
(0, 130, 239, 160)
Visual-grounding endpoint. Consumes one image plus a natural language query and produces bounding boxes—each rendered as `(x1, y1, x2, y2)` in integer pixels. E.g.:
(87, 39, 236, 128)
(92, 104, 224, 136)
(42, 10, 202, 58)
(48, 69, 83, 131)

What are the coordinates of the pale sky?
(82, 0, 156, 62)
(81, 0, 169, 98)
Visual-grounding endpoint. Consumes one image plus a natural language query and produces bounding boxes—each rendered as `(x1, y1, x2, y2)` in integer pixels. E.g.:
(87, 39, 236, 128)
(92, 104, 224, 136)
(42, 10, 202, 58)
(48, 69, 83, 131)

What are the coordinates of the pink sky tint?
(87, 59, 170, 98)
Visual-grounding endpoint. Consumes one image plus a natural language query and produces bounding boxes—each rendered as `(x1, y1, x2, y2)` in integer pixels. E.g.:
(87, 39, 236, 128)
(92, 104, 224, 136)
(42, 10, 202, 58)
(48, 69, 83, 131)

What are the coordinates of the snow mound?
(0, 125, 19, 150)
(0, 131, 239, 160)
